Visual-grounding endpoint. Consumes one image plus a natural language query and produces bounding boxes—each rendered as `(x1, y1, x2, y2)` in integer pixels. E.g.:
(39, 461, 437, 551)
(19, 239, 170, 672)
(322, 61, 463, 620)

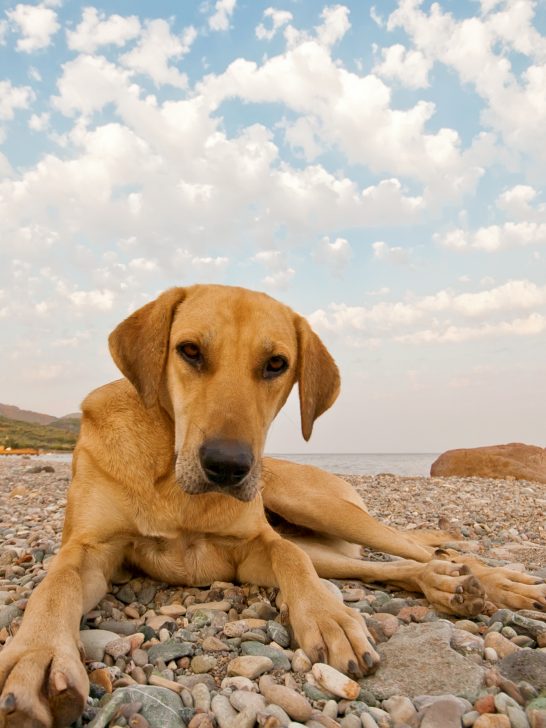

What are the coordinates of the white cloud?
(0, 80, 35, 119)
(256, 7, 293, 41)
(372, 240, 411, 264)
(28, 111, 49, 131)
(386, 0, 546, 164)
(200, 30, 484, 204)
(120, 20, 196, 88)
(0, 20, 8, 44)
(128, 257, 158, 271)
(7, 3, 60, 52)
(209, 0, 236, 32)
(309, 279, 546, 345)
(66, 288, 116, 310)
(496, 184, 546, 222)
(252, 250, 295, 289)
(440, 222, 546, 251)
(67, 7, 141, 53)
(373, 43, 432, 89)
(53, 54, 131, 116)
(315, 5, 351, 47)
(314, 236, 352, 275)
(397, 313, 546, 344)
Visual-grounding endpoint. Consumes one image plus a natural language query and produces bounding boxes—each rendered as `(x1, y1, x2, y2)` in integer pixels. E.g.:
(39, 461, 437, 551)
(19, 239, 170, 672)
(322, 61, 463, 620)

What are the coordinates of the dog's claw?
(364, 652, 374, 668)
(0, 692, 16, 713)
(50, 671, 68, 695)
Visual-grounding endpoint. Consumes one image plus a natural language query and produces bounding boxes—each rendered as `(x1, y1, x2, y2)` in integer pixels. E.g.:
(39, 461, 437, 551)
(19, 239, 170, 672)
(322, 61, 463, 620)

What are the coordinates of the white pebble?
(311, 663, 360, 700)
(211, 694, 238, 728)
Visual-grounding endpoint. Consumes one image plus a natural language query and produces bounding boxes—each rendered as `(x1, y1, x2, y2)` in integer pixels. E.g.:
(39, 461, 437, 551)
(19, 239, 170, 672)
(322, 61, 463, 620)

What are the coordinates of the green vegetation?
(0, 414, 78, 451)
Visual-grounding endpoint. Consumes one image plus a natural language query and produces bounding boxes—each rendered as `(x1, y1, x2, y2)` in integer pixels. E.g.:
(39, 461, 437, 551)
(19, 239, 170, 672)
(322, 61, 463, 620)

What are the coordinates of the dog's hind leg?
(288, 536, 485, 618)
(262, 458, 437, 562)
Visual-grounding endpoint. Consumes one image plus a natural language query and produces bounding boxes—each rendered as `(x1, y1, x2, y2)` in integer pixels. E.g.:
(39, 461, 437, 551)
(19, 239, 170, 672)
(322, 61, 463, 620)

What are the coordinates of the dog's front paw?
(0, 638, 87, 728)
(289, 590, 379, 679)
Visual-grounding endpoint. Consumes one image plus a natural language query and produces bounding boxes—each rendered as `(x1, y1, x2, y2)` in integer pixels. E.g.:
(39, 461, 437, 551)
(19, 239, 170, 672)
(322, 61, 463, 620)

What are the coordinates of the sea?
(25, 452, 438, 477)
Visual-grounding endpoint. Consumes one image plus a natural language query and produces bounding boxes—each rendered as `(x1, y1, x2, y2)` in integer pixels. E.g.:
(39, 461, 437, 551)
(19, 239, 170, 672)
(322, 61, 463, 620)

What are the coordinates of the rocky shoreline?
(1, 458, 545, 728)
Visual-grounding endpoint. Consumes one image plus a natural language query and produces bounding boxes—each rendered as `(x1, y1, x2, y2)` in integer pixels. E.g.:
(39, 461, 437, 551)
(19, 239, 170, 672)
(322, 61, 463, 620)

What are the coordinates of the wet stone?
(241, 641, 291, 670)
(147, 639, 195, 663)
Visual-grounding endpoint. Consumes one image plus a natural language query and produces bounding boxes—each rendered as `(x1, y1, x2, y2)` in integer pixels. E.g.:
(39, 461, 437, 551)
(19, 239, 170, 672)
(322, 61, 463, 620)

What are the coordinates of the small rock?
(473, 715, 511, 728)
(267, 621, 290, 648)
(0, 605, 22, 630)
(484, 632, 520, 659)
(419, 695, 468, 728)
(159, 604, 186, 618)
(259, 675, 313, 722)
(187, 601, 231, 615)
(227, 655, 274, 679)
(292, 649, 312, 673)
(211, 694, 238, 728)
(475, 695, 496, 714)
(383, 694, 417, 726)
(221, 676, 257, 691)
(451, 629, 485, 657)
(87, 686, 183, 728)
(192, 683, 211, 712)
(312, 664, 360, 700)
(147, 639, 194, 663)
(104, 637, 132, 660)
(191, 655, 217, 674)
(230, 690, 266, 714)
(241, 641, 291, 670)
(80, 630, 121, 662)
(202, 636, 228, 651)
(372, 613, 400, 638)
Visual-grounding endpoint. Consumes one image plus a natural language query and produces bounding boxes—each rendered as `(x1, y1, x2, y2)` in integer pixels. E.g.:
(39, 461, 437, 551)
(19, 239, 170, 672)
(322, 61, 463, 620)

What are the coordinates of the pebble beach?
(1, 457, 545, 728)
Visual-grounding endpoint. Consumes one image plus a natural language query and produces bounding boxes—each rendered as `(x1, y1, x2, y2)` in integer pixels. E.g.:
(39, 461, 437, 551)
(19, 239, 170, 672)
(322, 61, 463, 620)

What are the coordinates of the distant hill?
(0, 403, 56, 425)
(0, 404, 81, 429)
(0, 413, 78, 451)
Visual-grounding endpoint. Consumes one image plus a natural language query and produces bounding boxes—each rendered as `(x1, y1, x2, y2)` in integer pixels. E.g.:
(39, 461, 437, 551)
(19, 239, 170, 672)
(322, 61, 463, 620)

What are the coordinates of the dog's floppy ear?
(296, 316, 340, 441)
(109, 287, 185, 408)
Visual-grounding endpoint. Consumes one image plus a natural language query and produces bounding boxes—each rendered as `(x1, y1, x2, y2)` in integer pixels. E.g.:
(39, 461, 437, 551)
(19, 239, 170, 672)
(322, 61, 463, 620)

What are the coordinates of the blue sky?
(1, 0, 545, 453)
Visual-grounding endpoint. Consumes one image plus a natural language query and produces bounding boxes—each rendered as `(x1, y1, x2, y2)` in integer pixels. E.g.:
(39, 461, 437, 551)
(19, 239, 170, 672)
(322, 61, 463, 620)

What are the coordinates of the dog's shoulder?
(81, 379, 141, 421)
(75, 379, 173, 486)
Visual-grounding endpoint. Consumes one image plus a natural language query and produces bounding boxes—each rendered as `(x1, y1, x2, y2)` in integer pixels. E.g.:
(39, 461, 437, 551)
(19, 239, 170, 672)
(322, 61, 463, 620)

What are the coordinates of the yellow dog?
(1, 285, 544, 727)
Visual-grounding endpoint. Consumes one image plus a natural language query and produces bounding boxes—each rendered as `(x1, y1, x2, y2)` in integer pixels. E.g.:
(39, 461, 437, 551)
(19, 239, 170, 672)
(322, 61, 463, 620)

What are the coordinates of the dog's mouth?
(174, 452, 261, 502)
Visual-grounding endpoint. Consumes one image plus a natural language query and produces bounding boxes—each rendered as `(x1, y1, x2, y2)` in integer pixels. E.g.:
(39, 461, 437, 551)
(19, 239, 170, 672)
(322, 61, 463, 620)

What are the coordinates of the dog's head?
(108, 285, 339, 501)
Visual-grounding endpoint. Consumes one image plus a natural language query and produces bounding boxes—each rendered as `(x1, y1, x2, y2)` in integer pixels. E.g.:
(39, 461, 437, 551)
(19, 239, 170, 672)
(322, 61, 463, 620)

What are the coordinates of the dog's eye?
(177, 342, 202, 366)
(264, 355, 288, 379)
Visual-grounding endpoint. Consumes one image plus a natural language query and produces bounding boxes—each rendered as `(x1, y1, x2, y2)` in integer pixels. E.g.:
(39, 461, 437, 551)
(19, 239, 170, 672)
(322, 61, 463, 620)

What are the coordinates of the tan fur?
(1, 284, 545, 728)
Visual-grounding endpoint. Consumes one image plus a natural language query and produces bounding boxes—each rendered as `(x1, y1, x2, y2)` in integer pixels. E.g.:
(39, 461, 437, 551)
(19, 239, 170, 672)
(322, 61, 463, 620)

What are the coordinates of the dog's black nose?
(199, 439, 254, 486)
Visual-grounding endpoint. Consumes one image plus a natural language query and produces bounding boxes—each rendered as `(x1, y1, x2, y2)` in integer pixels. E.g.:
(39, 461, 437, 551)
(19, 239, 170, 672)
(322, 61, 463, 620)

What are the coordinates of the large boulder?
(430, 443, 546, 483)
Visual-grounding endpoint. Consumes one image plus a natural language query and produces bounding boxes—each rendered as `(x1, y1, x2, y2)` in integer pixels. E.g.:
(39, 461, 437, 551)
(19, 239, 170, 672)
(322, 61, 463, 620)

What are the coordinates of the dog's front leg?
(237, 529, 379, 678)
(0, 538, 121, 728)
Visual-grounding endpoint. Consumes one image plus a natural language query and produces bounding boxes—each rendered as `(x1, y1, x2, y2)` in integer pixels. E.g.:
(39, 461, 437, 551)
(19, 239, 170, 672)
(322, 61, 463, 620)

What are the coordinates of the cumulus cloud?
(256, 7, 293, 41)
(440, 222, 546, 251)
(313, 236, 352, 275)
(372, 241, 411, 264)
(67, 7, 141, 53)
(386, 0, 546, 164)
(252, 250, 295, 289)
(7, 3, 60, 52)
(373, 43, 432, 89)
(309, 279, 546, 345)
(120, 20, 196, 88)
(0, 80, 35, 119)
(208, 0, 236, 32)
(496, 184, 546, 222)
(199, 27, 484, 203)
